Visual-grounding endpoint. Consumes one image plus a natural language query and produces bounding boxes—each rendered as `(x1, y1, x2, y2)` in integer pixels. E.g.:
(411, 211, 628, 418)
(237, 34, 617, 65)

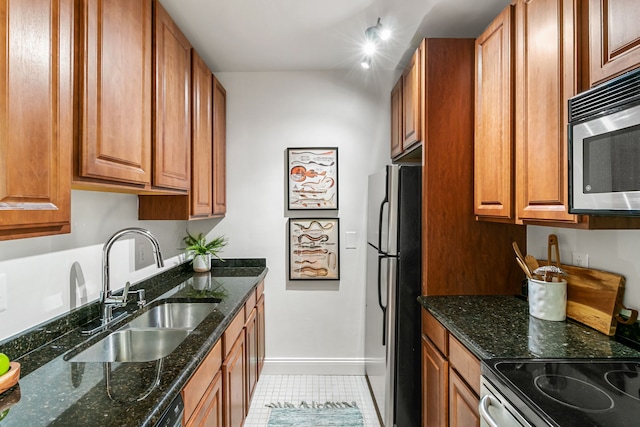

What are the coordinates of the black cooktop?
(483, 359, 640, 427)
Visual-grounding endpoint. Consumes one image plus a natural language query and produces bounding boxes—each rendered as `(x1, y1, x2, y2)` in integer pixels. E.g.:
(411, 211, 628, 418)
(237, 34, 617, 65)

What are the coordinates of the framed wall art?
(289, 218, 340, 280)
(287, 148, 338, 210)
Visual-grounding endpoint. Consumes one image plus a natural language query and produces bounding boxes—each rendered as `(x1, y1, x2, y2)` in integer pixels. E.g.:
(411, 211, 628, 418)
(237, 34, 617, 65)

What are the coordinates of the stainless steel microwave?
(569, 68, 640, 216)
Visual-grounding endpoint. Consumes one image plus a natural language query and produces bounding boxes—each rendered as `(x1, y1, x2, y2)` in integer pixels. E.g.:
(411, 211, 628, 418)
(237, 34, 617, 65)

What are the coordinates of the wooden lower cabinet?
(183, 341, 223, 426)
(422, 310, 480, 427)
(257, 293, 265, 377)
(223, 327, 247, 427)
(449, 371, 480, 427)
(186, 371, 223, 427)
(184, 281, 266, 427)
(245, 306, 259, 403)
(422, 335, 448, 427)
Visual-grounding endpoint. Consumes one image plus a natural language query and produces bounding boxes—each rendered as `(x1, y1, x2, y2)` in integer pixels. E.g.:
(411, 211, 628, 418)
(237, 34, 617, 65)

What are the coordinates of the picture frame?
(289, 218, 340, 280)
(287, 147, 338, 210)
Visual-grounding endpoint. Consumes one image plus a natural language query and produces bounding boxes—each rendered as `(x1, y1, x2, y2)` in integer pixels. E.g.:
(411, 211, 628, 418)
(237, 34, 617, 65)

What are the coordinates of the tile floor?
(244, 375, 382, 427)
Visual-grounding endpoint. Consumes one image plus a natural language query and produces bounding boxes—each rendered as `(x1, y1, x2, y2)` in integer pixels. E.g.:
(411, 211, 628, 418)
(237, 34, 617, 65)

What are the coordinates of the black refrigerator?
(365, 164, 422, 427)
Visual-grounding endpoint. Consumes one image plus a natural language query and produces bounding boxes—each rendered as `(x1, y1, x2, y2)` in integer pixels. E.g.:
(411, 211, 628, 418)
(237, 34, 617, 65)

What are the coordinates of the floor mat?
(266, 401, 364, 427)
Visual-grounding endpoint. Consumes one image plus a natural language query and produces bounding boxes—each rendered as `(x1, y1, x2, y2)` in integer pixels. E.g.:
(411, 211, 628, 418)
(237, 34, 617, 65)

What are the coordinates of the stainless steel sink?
(123, 302, 218, 330)
(67, 301, 218, 363)
(68, 329, 190, 362)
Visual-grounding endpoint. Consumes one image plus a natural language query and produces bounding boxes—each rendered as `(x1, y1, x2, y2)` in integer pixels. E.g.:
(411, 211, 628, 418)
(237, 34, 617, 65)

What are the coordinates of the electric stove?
(481, 358, 640, 426)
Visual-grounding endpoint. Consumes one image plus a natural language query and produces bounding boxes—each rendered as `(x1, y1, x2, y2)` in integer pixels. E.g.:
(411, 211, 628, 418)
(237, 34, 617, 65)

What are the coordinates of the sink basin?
(68, 302, 218, 363)
(123, 302, 218, 330)
(67, 329, 190, 362)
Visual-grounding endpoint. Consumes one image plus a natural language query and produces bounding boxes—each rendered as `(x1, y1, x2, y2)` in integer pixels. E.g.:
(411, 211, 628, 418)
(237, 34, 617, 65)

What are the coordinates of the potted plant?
(183, 231, 227, 272)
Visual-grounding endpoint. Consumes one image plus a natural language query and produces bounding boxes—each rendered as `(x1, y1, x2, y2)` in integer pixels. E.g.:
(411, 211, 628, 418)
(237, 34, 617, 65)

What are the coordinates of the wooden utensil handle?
(547, 234, 560, 267)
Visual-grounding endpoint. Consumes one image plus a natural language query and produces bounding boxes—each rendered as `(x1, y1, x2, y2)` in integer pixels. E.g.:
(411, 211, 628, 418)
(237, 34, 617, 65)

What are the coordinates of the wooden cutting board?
(536, 260, 625, 336)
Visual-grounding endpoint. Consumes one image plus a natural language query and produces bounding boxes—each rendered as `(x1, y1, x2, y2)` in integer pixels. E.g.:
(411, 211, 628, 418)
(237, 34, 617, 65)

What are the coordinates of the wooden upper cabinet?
(153, 0, 191, 191)
(191, 50, 214, 217)
(390, 78, 403, 158)
(514, 0, 577, 223)
(212, 76, 227, 217)
(587, 0, 640, 87)
(138, 58, 227, 220)
(474, 5, 514, 221)
(0, 0, 73, 240)
(75, 0, 152, 187)
(402, 43, 423, 152)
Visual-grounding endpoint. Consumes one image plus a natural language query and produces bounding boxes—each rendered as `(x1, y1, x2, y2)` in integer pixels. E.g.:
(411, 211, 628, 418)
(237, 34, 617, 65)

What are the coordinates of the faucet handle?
(128, 288, 146, 308)
(119, 281, 131, 305)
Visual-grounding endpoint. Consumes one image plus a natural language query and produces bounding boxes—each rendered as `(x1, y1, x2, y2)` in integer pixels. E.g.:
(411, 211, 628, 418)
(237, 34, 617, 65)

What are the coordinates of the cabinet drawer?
(244, 291, 257, 319)
(422, 309, 448, 356)
(182, 339, 222, 420)
(449, 335, 480, 395)
(223, 309, 245, 358)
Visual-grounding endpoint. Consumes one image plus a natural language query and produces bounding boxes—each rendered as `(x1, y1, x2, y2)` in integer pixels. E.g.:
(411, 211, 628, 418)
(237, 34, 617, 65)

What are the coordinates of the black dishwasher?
(155, 393, 184, 427)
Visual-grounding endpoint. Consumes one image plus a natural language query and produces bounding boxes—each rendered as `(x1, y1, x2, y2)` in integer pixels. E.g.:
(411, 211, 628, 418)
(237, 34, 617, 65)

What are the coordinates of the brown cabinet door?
(588, 0, 640, 86)
(0, 0, 73, 240)
(212, 76, 227, 216)
(390, 78, 403, 158)
(223, 332, 246, 427)
(191, 50, 214, 217)
(245, 307, 258, 404)
(402, 43, 422, 151)
(514, 0, 578, 223)
(422, 336, 448, 427)
(257, 294, 265, 377)
(186, 370, 223, 427)
(153, 0, 191, 190)
(474, 5, 515, 221)
(449, 370, 480, 427)
(76, 0, 152, 186)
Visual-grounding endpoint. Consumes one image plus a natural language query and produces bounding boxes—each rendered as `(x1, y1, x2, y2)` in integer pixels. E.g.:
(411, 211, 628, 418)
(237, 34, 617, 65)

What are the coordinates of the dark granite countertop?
(0, 259, 267, 427)
(417, 295, 640, 360)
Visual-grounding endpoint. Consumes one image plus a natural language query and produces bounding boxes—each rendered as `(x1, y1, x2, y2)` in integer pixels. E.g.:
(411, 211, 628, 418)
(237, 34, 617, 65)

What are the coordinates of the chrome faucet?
(100, 227, 164, 326)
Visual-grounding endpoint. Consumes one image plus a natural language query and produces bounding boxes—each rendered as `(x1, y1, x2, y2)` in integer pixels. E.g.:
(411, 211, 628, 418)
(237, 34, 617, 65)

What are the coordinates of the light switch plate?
(346, 231, 357, 249)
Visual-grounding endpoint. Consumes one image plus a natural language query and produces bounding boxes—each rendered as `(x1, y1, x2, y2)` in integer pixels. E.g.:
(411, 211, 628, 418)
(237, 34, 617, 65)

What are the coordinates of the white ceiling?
(158, 0, 511, 73)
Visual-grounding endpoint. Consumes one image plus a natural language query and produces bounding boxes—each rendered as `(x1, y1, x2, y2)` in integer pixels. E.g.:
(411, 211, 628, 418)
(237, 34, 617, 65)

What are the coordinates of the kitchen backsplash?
(528, 225, 640, 313)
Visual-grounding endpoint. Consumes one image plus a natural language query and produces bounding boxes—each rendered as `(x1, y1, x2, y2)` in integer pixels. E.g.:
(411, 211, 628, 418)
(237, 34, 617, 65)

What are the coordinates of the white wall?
(209, 70, 394, 374)
(527, 226, 640, 310)
(0, 190, 190, 341)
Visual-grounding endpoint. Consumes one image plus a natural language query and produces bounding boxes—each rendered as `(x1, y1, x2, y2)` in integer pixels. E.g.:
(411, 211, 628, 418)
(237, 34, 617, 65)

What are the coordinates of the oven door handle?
(479, 395, 501, 427)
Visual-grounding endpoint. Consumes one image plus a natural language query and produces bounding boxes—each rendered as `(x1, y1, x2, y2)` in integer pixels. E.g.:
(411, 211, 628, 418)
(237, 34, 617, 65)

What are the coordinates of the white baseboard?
(261, 357, 366, 376)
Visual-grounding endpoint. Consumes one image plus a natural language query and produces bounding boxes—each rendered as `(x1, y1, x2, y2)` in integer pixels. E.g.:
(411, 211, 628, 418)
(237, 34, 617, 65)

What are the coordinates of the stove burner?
(605, 370, 640, 401)
(534, 374, 615, 412)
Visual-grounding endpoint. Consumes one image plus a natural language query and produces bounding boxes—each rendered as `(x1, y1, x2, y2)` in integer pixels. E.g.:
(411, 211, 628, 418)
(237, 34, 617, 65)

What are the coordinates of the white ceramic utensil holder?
(528, 278, 567, 321)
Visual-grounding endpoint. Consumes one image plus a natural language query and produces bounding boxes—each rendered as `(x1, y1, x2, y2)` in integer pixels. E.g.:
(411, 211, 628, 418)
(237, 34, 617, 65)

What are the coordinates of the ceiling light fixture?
(365, 17, 390, 43)
(361, 17, 390, 70)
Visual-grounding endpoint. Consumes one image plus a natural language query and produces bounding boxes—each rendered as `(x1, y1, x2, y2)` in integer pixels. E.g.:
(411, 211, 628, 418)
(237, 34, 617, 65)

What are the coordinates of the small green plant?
(183, 231, 227, 261)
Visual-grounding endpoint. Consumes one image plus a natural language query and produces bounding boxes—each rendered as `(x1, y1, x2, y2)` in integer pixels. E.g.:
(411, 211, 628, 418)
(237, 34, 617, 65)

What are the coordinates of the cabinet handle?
(479, 395, 501, 427)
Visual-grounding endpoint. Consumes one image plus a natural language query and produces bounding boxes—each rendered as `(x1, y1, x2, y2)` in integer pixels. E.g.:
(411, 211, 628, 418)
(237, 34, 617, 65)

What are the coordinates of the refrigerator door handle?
(377, 254, 387, 346)
(377, 199, 388, 255)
